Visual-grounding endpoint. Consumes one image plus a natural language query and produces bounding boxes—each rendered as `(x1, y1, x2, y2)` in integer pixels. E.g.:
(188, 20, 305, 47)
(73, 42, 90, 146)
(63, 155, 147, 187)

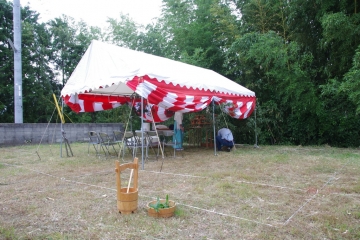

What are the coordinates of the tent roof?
(61, 40, 255, 97)
(61, 40, 256, 120)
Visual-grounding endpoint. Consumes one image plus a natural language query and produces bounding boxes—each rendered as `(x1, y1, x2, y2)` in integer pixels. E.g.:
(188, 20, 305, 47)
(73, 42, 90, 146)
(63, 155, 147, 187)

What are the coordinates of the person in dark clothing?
(216, 127, 234, 152)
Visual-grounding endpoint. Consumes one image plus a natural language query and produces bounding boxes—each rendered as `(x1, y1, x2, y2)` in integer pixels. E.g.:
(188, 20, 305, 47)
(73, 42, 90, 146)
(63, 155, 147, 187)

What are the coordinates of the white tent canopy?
(61, 40, 256, 120)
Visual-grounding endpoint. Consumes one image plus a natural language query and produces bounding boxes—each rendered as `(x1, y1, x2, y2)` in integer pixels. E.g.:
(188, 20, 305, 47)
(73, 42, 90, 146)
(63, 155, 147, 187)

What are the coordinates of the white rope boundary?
(2, 159, 356, 228)
(282, 157, 354, 225)
(143, 170, 305, 192)
(2, 163, 276, 227)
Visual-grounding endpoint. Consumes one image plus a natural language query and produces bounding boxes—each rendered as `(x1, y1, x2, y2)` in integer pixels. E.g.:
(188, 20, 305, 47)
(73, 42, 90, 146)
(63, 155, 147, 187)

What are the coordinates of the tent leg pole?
(141, 96, 144, 170)
(212, 98, 217, 156)
(254, 105, 259, 148)
(60, 100, 64, 158)
(60, 125, 63, 158)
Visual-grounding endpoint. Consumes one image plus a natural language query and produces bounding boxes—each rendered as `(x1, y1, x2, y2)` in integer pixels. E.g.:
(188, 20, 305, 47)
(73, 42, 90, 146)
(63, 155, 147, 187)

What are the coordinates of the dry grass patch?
(0, 143, 359, 239)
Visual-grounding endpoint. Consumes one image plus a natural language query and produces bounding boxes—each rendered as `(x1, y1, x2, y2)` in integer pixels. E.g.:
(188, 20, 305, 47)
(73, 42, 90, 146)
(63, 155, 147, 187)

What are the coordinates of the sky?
(24, 0, 163, 27)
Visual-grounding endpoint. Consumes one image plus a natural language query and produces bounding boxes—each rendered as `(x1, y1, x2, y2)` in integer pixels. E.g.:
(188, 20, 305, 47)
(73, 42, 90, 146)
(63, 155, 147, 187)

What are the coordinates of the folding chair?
(145, 131, 159, 160)
(98, 132, 118, 158)
(88, 131, 100, 156)
(162, 130, 184, 158)
(123, 131, 141, 158)
(113, 130, 124, 143)
(113, 130, 125, 156)
(134, 131, 149, 160)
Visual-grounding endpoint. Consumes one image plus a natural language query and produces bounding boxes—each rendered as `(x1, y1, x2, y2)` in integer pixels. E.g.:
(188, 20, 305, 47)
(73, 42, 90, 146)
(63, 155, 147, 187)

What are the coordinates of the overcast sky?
(24, 0, 163, 27)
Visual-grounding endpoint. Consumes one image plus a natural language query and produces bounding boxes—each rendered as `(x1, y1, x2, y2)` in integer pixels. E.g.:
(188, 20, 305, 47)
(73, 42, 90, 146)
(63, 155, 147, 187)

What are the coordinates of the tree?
(227, 0, 360, 146)
(227, 31, 319, 144)
(0, 1, 62, 123)
(0, 0, 15, 122)
(341, 46, 360, 114)
(105, 13, 141, 50)
(20, 6, 60, 123)
(159, 0, 239, 73)
(321, 11, 360, 78)
(48, 16, 76, 87)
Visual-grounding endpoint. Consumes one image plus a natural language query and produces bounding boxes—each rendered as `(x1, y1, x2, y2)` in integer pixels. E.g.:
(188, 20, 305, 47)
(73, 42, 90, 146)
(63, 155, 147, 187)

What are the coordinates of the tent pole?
(141, 96, 144, 170)
(254, 105, 259, 148)
(60, 100, 64, 158)
(212, 98, 217, 156)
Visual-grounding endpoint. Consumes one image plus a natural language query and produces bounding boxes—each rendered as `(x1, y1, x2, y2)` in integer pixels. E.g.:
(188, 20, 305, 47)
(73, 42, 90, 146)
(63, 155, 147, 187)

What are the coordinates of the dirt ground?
(0, 143, 359, 239)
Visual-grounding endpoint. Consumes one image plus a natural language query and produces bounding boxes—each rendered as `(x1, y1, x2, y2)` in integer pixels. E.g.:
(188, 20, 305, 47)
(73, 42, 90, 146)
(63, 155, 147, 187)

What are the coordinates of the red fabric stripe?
(63, 75, 256, 119)
(126, 75, 256, 119)
(63, 94, 129, 113)
(63, 95, 82, 113)
(78, 94, 130, 103)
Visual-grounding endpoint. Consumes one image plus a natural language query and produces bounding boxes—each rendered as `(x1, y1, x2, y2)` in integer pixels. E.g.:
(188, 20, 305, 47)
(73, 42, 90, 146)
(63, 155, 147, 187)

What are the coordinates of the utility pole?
(13, 0, 23, 123)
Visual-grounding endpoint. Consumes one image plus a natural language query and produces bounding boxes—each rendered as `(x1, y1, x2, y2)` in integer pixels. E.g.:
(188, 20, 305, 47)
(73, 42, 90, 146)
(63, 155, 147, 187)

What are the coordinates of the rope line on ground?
(179, 203, 275, 228)
(283, 157, 353, 225)
(6, 159, 354, 227)
(135, 193, 276, 228)
(143, 170, 305, 192)
(2, 162, 277, 227)
(2, 163, 117, 192)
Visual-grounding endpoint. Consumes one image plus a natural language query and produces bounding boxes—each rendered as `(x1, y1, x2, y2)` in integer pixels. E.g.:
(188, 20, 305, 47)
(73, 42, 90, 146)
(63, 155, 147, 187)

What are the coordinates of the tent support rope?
(35, 105, 57, 160)
(117, 94, 136, 161)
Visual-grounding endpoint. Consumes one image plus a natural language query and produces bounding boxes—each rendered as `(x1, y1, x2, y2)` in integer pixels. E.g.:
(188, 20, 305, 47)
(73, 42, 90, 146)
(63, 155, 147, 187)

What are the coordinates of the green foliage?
(226, 31, 321, 145)
(105, 13, 141, 49)
(149, 194, 170, 212)
(137, 23, 168, 56)
(321, 12, 360, 77)
(160, 0, 237, 73)
(0, 0, 14, 122)
(48, 16, 97, 87)
(341, 46, 360, 114)
(0, 226, 16, 239)
(225, 0, 360, 146)
(1, 0, 360, 146)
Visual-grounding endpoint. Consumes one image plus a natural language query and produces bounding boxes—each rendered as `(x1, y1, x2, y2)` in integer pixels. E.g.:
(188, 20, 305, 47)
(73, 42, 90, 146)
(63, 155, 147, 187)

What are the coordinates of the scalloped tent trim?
(61, 40, 256, 120)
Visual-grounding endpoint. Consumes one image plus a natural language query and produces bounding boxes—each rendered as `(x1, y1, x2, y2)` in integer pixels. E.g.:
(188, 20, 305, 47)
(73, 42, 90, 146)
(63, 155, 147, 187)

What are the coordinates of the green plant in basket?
(149, 194, 170, 212)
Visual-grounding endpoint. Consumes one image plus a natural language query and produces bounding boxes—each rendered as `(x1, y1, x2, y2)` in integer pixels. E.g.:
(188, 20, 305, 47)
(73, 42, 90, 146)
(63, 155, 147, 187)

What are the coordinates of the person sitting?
(216, 127, 234, 152)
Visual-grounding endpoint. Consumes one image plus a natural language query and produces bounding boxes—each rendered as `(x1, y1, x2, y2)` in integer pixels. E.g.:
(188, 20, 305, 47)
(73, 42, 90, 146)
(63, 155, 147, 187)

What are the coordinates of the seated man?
(216, 127, 234, 152)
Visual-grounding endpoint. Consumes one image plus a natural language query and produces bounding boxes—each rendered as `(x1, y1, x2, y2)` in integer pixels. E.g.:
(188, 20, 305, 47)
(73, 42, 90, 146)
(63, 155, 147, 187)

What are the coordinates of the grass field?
(0, 143, 359, 239)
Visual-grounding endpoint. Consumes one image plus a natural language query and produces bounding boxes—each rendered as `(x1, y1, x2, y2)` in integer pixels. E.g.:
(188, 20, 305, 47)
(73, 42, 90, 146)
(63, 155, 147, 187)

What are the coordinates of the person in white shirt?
(216, 127, 234, 152)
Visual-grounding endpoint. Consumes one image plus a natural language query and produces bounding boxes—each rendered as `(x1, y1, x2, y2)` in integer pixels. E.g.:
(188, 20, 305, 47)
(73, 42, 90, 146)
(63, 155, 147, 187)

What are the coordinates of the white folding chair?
(98, 132, 118, 158)
(88, 131, 100, 156)
(123, 131, 141, 159)
(134, 130, 150, 160)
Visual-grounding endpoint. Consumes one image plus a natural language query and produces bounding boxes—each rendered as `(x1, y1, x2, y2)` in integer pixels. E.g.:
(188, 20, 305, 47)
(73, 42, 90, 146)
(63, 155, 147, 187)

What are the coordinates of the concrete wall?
(0, 123, 124, 146)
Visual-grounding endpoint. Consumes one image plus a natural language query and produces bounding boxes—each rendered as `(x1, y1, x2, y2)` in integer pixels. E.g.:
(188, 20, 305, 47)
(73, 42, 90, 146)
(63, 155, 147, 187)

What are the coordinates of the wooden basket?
(147, 200, 176, 218)
(117, 187, 138, 214)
